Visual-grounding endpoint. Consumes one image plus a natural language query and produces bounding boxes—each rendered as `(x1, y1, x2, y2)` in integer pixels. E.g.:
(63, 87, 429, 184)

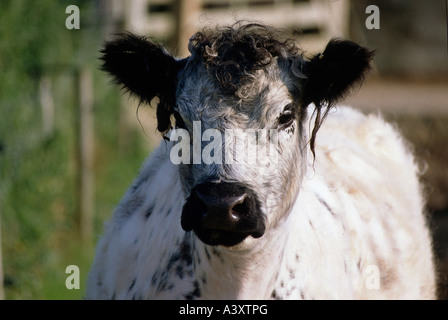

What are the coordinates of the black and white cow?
(86, 23, 436, 299)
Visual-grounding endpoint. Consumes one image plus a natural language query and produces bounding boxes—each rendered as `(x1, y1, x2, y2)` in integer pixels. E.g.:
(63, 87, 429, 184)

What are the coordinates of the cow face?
(100, 23, 373, 247)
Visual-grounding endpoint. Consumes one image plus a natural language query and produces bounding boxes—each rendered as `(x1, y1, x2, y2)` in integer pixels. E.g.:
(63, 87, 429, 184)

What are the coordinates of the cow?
(86, 23, 436, 299)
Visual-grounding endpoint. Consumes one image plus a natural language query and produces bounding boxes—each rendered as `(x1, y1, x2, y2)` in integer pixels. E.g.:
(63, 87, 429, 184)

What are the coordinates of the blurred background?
(0, 0, 447, 299)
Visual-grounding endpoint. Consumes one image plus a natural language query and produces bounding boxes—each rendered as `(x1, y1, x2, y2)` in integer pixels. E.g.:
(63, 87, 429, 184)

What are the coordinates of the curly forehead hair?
(187, 22, 301, 94)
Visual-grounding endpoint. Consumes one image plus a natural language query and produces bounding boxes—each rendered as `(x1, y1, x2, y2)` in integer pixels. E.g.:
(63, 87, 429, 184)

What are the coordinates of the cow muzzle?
(181, 182, 265, 247)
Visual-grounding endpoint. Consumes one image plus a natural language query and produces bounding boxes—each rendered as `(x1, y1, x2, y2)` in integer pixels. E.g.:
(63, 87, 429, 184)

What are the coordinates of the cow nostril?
(192, 189, 253, 226)
(230, 194, 250, 219)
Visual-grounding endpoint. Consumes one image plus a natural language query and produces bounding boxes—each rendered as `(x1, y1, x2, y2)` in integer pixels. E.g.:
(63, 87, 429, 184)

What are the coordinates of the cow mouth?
(192, 227, 264, 247)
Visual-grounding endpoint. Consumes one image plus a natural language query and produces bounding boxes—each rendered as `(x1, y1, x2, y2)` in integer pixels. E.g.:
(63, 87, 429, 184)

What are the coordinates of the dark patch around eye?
(277, 103, 296, 130)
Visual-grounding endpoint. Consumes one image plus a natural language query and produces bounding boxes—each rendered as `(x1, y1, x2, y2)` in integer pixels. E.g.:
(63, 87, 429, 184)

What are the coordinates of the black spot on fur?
(157, 271, 169, 292)
(204, 246, 211, 261)
(211, 247, 224, 263)
(316, 194, 337, 217)
(271, 290, 281, 300)
(123, 197, 144, 216)
(151, 272, 158, 286)
(180, 240, 193, 265)
(168, 237, 193, 268)
(145, 203, 154, 219)
(165, 236, 193, 282)
(176, 265, 184, 279)
(151, 269, 170, 293)
(128, 279, 136, 292)
(165, 207, 172, 216)
(309, 220, 314, 229)
(167, 255, 177, 271)
(130, 175, 147, 194)
(289, 270, 295, 280)
(185, 281, 201, 300)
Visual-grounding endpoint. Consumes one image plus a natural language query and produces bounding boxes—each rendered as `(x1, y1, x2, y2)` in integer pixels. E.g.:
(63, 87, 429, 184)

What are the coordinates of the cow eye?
(277, 104, 295, 130)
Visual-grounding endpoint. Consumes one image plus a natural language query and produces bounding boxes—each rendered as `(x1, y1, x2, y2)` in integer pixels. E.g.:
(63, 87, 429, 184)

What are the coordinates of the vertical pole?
(117, 0, 149, 152)
(124, 0, 148, 33)
(75, 67, 95, 243)
(173, 0, 201, 57)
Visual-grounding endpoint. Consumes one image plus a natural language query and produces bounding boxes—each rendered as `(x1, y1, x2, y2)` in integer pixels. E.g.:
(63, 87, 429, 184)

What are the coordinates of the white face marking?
(173, 60, 308, 231)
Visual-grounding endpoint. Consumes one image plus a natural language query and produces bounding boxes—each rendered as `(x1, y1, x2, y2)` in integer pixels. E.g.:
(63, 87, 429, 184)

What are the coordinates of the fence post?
(75, 67, 95, 243)
(173, 0, 201, 57)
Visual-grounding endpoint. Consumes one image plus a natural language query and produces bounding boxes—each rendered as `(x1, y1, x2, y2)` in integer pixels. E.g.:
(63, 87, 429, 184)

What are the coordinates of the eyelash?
(277, 104, 296, 130)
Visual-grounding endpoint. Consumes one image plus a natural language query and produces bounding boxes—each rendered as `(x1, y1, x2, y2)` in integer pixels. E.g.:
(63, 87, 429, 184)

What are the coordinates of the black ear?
(100, 33, 183, 134)
(299, 39, 374, 158)
(302, 39, 375, 107)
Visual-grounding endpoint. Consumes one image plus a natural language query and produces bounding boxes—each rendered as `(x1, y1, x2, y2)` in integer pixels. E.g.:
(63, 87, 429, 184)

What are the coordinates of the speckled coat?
(86, 24, 436, 299)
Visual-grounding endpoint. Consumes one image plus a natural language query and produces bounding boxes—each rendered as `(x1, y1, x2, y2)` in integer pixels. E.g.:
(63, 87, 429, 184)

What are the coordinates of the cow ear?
(301, 39, 375, 107)
(100, 33, 183, 134)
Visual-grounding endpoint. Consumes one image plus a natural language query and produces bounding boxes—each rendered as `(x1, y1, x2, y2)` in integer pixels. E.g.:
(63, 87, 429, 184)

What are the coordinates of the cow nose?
(181, 182, 265, 247)
(194, 190, 249, 227)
